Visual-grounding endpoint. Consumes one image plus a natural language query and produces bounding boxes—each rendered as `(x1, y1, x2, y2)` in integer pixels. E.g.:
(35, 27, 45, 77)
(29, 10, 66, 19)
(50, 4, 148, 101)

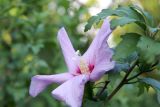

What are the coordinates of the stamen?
(79, 58, 89, 74)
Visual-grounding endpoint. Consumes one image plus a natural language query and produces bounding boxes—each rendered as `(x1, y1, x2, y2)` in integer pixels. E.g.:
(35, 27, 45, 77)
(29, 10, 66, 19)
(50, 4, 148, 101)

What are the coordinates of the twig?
(127, 71, 144, 82)
(97, 81, 110, 97)
(125, 80, 139, 84)
(104, 59, 138, 104)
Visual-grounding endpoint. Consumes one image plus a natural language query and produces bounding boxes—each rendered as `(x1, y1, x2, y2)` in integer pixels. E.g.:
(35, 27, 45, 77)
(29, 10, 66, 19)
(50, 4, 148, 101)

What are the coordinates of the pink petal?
(90, 43, 115, 81)
(52, 75, 89, 107)
(83, 18, 112, 65)
(29, 73, 73, 97)
(58, 27, 78, 74)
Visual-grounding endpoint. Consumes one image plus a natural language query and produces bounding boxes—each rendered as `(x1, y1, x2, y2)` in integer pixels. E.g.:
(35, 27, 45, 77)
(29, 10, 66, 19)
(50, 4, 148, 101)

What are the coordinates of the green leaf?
(113, 33, 141, 60)
(156, 89, 160, 104)
(110, 17, 137, 29)
(84, 16, 100, 32)
(157, 63, 160, 70)
(7, 86, 27, 102)
(85, 5, 146, 31)
(137, 82, 150, 96)
(85, 5, 157, 36)
(138, 63, 153, 72)
(138, 78, 160, 103)
(143, 11, 155, 27)
(84, 9, 114, 32)
(137, 83, 145, 96)
(137, 36, 160, 64)
(139, 77, 160, 90)
(31, 44, 44, 54)
(37, 59, 48, 68)
(110, 63, 130, 72)
(111, 52, 138, 72)
(111, 6, 146, 29)
(131, 5, 155, 27)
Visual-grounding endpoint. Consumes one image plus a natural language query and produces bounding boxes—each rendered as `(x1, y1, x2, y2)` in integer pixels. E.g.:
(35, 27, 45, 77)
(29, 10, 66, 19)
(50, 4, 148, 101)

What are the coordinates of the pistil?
(79, 58, 90, 74)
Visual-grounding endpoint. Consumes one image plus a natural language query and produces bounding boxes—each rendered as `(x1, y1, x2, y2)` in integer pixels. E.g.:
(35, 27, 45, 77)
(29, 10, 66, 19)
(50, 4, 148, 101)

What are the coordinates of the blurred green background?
(0, 0, 160, 107)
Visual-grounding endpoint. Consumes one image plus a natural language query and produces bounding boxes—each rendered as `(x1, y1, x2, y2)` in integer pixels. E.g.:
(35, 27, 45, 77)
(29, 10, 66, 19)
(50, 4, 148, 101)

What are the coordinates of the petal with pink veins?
(58, 27, 79, 74)
(52, 75, 89, 107)
(83, 18, 112, 65)
(29, 73, 74, 97)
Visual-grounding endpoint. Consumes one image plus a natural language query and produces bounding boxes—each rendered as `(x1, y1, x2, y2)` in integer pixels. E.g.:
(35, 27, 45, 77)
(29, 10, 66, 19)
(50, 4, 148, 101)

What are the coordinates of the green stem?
(103, 59, 138, 106)
(95, 81, 110, 99)
(125, 80, 139, 84)
(82, 82, 93, 107)
(84, 82, 93, 100)
(127, 71, 144, 81)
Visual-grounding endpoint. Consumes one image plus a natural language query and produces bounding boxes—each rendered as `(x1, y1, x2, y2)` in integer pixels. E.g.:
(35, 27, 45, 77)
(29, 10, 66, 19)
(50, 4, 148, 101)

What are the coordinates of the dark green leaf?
(113, 33, 141, 60)
(84, 16, 99, 32)
(137, 36, 160, 64)
(111, 52, 138, 72)
(85, 5, 147, 31)
(156, 89, 160, 104)
(110, 63, 130, 72)
(137, 82, 150, 96)
(130, 5, 154, 26)
(31, 44, 44, 54)
(84, 9, 114, 31)
(139, 77, 160, 90)
(137, 83, 145, 96)
(110, 17, 137, 29)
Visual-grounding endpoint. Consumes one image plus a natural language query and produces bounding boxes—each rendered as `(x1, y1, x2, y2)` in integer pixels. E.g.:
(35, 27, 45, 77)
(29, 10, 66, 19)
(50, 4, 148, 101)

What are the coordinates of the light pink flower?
(29, 19, 115, 107)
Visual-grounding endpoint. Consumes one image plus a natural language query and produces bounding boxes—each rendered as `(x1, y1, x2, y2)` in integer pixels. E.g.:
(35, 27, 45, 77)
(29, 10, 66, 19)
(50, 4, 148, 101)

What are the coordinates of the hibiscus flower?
(29, 18, 115, 107)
